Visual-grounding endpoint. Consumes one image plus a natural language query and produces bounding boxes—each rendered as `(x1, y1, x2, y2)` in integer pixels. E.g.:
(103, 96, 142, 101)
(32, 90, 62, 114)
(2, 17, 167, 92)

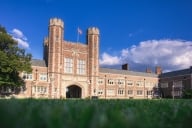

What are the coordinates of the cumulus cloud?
(10, 29, 29, 49)
(100, 39, 192, 72)
(99, 52, 121, 65)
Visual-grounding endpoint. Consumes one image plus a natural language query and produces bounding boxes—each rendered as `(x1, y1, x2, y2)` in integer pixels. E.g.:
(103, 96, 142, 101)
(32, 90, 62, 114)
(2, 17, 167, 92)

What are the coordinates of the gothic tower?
(48, 18, 64, 98)
(87, 27, 100, 96)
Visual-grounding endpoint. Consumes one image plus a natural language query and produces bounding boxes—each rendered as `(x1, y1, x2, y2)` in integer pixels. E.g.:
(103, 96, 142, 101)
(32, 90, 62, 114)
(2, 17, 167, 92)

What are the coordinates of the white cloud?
(10, 28, 29, 49)
(12, 29, 23, 38)
(12, 37, 29, 49)
(99, 52, 121, 66)
(100, 39, 192, 72)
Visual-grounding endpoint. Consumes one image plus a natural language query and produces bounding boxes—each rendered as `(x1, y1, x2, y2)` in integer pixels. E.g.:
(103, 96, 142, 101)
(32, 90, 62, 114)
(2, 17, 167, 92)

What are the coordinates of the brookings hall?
(9, 18, 191, 99)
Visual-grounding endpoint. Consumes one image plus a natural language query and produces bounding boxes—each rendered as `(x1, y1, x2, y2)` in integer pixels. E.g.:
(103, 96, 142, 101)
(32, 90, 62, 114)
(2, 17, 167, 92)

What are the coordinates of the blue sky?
(1, 0, 192, 72)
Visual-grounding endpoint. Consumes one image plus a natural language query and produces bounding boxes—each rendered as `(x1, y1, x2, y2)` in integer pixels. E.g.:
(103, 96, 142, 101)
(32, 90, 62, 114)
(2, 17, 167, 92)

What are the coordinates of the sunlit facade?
(14, 18, 162, 99)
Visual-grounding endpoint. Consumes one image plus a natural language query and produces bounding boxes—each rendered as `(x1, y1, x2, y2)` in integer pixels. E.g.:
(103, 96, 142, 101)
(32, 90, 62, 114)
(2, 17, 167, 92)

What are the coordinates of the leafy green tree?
(183, 89, 192, 99)
(0, 25, 32, 95)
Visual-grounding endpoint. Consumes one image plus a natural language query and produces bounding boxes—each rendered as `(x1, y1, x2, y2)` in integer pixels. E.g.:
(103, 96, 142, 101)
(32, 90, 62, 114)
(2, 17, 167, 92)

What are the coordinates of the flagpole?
(77, 27, 82, 43)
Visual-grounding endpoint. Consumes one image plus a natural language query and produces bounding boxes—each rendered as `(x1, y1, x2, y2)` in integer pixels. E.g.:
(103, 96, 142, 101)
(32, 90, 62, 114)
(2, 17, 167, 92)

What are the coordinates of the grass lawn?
(0, 99, 192, 128)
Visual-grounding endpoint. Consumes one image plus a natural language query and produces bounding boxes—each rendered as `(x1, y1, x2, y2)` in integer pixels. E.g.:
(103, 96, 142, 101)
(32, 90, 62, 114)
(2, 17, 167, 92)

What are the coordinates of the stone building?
(16, 18, 161, 99)
(159, 67, 192, 98)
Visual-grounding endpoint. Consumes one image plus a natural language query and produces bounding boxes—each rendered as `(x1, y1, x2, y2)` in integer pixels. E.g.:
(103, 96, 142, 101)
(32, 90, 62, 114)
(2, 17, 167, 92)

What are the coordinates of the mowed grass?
(0, 99, 192, 128)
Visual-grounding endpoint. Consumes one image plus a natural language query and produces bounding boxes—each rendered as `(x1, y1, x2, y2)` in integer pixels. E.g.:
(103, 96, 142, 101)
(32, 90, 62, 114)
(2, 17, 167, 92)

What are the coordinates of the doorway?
(66, 85, 82, 98)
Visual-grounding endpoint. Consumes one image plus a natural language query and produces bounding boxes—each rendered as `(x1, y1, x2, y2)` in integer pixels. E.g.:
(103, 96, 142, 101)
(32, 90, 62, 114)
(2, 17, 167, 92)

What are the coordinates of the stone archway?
(66, 85, 82, 98)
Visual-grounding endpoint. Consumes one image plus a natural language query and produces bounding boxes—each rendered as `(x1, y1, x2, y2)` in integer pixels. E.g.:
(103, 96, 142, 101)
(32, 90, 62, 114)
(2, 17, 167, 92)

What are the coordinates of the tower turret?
(87, 27, 100, 96)
(48, 18, 64, 98)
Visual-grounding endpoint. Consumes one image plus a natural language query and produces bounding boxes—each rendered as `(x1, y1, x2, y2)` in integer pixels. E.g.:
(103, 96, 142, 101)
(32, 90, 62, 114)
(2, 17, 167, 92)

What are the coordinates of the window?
(128, 90, 133, 95)
(117, 79, 125, 85)
(146, 82, 151, 87)
(98, 79, 104, 85)
(107, 89, 115, 96)
(172, 90, 182, 96)
(118, 89, 124, 95)
(151, 82, 158, 87)
(33, 86, 47, 94)
(39, 73, 47, 81)
(77, 60, 86, 75)
(98, 90, 103, 95)
(137, 90, 143, 95)
(153, 83, 158, 88)
(161, 83, 168, 88)
(108, 79, 114, 85)
(127, 80, 133, 86)
(0, 86, 16, 93)
(23, 72, 33, 80)
(147, 90, 153, 95)
(173, 81, 182, 87)
(136, 81, 143, 86)
(64, 58, 73, 73)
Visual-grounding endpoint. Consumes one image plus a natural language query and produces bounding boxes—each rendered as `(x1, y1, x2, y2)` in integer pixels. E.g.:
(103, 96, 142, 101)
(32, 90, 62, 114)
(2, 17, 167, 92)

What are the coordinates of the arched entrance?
(66, 85, 82, 98)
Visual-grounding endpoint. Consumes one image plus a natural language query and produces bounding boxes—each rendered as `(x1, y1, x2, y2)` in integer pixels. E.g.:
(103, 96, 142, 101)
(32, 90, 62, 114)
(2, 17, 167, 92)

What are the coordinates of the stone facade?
(16, 18, 161, 99)
(159, 67, 192, 98)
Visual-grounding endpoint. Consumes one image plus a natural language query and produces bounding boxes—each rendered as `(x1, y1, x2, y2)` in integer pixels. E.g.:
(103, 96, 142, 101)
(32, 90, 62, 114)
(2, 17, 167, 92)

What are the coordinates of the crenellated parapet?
(87, 27, 99, 35)
(49, 18, 64, 28)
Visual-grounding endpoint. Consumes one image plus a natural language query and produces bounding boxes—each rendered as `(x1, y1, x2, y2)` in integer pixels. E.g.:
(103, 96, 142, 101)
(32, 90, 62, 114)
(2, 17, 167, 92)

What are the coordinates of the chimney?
(146, 68, 152, 73)
(155, 66, 162, 75)
(122, 64, 129, 70)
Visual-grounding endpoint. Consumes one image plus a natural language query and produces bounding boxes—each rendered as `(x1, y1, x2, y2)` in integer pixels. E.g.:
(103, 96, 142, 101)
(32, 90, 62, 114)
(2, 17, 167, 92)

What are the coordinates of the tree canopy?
(0, 25, 32, 95)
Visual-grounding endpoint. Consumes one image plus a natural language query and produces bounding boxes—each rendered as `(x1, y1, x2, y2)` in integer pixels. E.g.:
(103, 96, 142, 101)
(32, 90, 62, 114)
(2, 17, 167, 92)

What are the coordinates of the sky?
(1, 0, 192, 72)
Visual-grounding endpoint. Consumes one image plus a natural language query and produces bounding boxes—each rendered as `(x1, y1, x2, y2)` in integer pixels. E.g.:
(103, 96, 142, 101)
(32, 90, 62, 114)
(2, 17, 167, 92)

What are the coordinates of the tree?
(0, 25, 32, 96)
(183, 89, 192, 99)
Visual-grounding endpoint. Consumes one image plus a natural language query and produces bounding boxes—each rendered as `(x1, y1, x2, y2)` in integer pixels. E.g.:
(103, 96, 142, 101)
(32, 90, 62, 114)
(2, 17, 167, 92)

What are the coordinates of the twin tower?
(43, 18, 100, 98)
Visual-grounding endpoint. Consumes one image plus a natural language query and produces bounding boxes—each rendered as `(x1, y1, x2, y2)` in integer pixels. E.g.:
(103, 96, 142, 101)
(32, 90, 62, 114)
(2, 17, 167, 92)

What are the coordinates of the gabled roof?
(160, 67, 192, 78)
(99, 68, 158, 78)
(31, 59, 47, 67)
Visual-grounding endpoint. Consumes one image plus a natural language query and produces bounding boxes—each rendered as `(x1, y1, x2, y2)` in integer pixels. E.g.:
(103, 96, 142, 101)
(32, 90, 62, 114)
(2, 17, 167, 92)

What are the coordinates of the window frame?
(77, 59, 86, 75)
(64, 58, 73, 73)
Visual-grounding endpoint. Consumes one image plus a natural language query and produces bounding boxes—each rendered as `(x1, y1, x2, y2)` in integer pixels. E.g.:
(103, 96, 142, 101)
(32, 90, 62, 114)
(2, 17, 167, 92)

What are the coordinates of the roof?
(99, 68, 158, 78)
(31, 59, 47, 67)
(160, 67, 192, 78)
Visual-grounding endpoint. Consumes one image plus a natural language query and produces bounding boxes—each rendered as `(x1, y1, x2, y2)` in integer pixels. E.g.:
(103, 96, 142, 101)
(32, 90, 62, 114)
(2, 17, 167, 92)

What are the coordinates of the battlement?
(88, 27, 99, 35)
(49, 18, 64, 28)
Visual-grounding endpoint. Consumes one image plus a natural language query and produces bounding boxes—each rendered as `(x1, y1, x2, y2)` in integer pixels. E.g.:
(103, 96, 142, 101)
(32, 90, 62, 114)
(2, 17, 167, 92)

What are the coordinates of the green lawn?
(0, 99, 192, 128)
